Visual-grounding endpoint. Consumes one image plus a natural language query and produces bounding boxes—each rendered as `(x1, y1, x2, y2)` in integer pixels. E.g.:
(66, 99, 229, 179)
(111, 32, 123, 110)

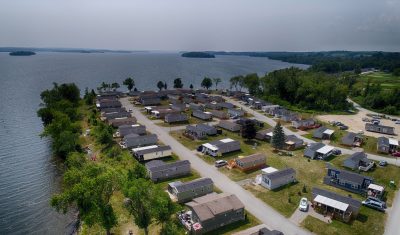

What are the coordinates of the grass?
(302, 206, 386, 235)
(359, 72, 400, 90)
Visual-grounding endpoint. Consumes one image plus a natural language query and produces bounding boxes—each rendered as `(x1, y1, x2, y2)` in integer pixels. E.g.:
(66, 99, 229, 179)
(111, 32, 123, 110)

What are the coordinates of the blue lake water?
(0, 52, 307, 234)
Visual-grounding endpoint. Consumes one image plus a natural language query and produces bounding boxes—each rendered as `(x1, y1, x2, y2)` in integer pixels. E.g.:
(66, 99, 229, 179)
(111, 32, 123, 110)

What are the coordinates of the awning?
(267, 132, 273, 137)
(389, 138, 399, 146)
(314, 195, 349, 211)
(202, 143, 218, 151)
(368, 183, 384, 192)
(317, 145, 334, 154)
(323, 129, 335, 135)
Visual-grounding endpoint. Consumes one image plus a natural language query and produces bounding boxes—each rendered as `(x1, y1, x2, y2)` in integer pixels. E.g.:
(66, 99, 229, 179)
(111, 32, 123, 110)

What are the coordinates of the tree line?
(38, 83, 181, 234)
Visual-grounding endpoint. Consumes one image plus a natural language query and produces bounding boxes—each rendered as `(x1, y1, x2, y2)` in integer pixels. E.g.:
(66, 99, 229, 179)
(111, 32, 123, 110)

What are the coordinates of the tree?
(111, 82, 120, 91)
(152, 191, 176, 230)
(123, 77, 135, 91)
(157, 81, 165, 91)
(201, 77, 213, 90)
(271, 122, 285, 150)
(241, 119, 256, 141)
(51, 164, 120, 235)
(173, 78, 183, 88)
(164, 81, 168, 90)
(213, 78, 222, 90)
(189, 84, 194, 90)
(243, 73, 260, 95)
(160, 221, 181, 235)
(123, 179, 154, 235)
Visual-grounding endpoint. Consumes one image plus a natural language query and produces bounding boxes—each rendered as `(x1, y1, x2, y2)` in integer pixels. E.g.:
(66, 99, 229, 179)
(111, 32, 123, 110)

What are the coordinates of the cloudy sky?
(0, 0, 399, 51)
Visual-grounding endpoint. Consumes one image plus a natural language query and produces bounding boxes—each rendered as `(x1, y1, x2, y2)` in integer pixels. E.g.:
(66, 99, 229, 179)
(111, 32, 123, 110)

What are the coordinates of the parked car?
(215, 160, 228, 168)
(339, 125, 348, 130)
(378, 160, 388, 167)
(332, 149, 342, 155)
(396, 120, 400, 125)
(362, 197, 386, 212)
(391, 118, 397, 121)
(299, 197, 308, 212)
(392, 152, 400, 157)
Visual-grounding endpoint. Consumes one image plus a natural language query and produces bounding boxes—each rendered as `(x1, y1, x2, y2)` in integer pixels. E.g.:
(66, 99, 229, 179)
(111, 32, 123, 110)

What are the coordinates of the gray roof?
(218, 120, 240, 129)
(345, 152, 371, 165)
(312, 187, 361, 211)
(236, 153, 266, 164)
(170, 178, 213, 193)
(327, 165, 373, 184)
(285, 135, 303, 144)
(196, 123, 217, 132)
(377, 136, 389, 147)
(165, 113, 188, 122)
(134, 145, 171, 155)
(208, 139, 240, 148)
(341, 132, 358, 145)
(264, 168, 295, 180)
(313, 126, 328, 138)
(145, 160, 190, 172)
(304, 142, 325, 157)
(186, 193, 244, 222)
(259, 228, 284, 235)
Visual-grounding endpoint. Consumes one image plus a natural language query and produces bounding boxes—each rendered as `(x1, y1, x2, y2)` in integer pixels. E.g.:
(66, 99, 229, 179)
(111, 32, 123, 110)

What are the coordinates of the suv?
(215, 160, 228, 168)
(362, 197, 386, 212)
(332, 149, 342, 155)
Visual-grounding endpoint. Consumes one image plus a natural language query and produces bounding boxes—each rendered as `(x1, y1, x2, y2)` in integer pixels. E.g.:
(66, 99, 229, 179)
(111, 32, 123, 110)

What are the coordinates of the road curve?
(120, 97, 311, 235)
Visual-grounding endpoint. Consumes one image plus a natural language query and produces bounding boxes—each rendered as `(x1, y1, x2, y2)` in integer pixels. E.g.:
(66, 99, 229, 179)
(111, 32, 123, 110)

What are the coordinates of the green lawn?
(302, 206, 386, 235)
(359, 72, 400, 90)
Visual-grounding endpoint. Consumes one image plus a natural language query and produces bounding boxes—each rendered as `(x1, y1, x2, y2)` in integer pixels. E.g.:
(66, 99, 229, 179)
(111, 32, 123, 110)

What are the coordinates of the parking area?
(317, 110, 399, 138)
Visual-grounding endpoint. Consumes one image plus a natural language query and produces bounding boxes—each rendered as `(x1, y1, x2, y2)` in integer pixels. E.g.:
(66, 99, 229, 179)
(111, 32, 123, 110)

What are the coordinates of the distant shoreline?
(181, 51, 215, 58)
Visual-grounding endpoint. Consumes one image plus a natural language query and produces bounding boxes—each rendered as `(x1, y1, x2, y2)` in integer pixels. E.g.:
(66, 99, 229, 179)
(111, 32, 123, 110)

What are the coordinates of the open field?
(359, 72, 400, 90)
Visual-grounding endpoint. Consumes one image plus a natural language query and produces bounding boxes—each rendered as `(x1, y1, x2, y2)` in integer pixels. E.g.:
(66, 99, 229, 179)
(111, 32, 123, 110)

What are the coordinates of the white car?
(214, 160, 228, 168)
(299, 197, 308, 212)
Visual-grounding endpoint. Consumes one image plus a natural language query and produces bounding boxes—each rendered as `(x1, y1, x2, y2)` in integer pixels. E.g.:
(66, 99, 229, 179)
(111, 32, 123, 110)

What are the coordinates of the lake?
(0, 52, 307, 234)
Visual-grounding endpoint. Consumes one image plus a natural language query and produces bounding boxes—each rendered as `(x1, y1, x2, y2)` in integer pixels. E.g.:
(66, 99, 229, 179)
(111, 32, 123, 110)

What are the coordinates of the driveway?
(120, 97, 311, 235)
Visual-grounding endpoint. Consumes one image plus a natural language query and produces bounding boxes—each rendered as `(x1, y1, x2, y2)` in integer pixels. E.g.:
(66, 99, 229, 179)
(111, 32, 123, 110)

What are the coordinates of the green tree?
(230, 76, 243, 91)
(189, 84, 194, 90)
(213, 78, 222, 90)
(157, 81, 165, 91)
(240, 119, 256, 141)
(164, 81, 168, 90)
(160, 221, 181, 235)
(51, 164, 120, 235)
(271, 122, 285, 150)
(173, 78, 183, 88)
(111, 82, 120, 91)
(243, 73, 260, 95)
(201, 77, 213, 90)
(123, 77, 135, 91)
(124, 179, 155, 235)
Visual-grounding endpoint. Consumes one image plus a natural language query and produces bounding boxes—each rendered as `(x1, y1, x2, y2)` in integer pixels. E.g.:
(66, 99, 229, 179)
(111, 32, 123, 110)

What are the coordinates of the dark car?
(339, 125, 349, 130)
(378, 160, 388, 167)
(332, 149, 342, 155)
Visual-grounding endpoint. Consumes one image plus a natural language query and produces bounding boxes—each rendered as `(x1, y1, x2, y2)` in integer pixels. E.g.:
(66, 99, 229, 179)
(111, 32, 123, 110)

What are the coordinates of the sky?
(0, 0, 399, 52)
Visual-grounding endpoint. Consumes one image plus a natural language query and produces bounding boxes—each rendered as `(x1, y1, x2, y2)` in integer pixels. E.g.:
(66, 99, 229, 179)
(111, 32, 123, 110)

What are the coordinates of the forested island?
(181, 51, 215, 58)
(211, 51, 400, 75)
(9, 51, 36, 56)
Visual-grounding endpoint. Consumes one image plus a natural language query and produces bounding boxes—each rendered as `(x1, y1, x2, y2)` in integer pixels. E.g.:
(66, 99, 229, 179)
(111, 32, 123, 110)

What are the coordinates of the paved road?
(223, 96, 400, 166)
(223, 96, 400, 235)
(120, 97, 311, 235)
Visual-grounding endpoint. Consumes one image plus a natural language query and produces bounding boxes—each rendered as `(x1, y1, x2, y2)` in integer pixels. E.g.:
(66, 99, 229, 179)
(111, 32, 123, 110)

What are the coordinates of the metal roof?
(314, 195, 349, 211)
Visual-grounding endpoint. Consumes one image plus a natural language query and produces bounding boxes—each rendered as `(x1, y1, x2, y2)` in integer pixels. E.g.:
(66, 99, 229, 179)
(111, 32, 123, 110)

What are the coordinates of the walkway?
(120, 97, 311, 235)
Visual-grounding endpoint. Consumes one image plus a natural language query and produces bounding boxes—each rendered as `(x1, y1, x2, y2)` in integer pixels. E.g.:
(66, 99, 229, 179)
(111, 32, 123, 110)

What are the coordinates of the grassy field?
(359, 72, 400, 90)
